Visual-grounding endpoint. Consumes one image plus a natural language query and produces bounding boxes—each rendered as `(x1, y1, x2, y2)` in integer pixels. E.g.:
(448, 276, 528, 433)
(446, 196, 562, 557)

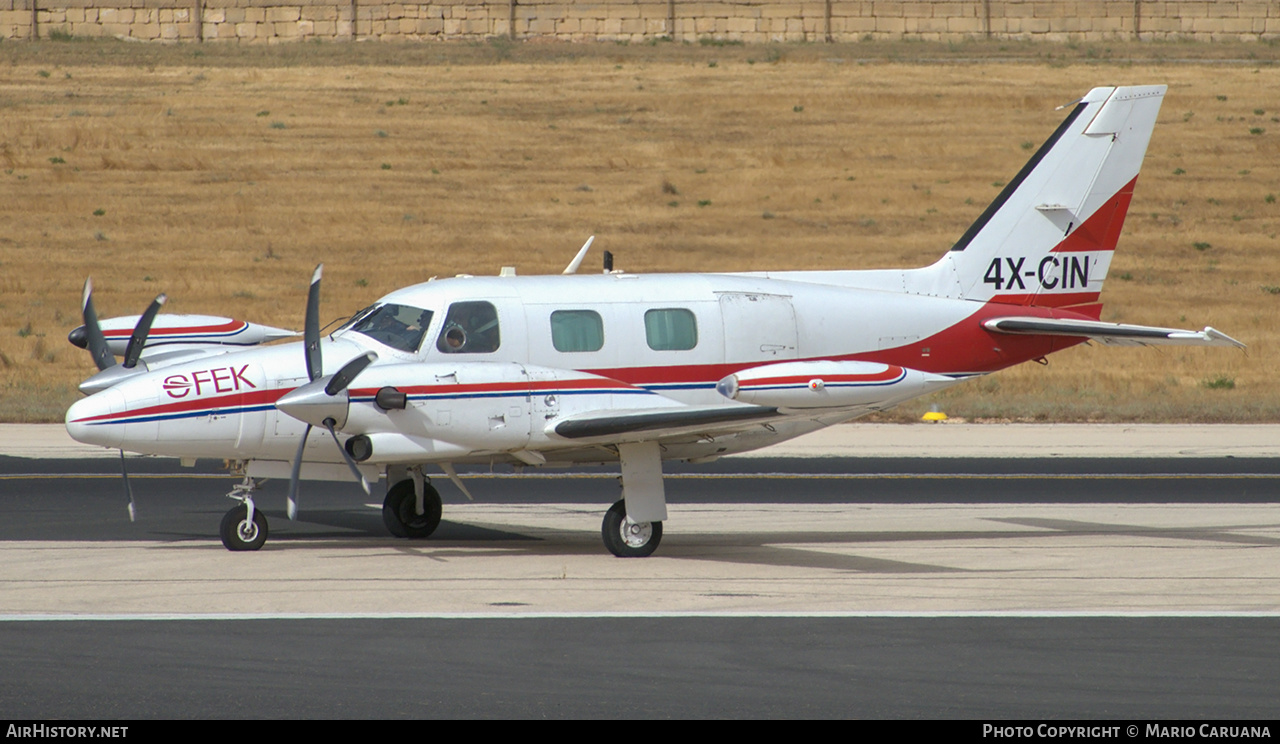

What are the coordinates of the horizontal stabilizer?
(983, 317, 1245, 348)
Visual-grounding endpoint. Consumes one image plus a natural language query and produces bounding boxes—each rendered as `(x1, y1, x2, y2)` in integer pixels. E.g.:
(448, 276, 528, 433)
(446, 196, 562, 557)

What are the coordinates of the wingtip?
(1204, 326, 1247, 350)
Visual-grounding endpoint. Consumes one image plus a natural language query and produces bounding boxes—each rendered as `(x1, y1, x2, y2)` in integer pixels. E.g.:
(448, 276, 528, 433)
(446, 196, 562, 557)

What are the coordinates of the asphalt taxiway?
(1, 424, 1278, 717)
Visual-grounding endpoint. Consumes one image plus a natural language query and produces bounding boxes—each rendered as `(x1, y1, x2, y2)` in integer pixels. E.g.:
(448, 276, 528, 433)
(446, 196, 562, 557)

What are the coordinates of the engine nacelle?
(716, 360, 956, 410)
(343, 431, 475, 464)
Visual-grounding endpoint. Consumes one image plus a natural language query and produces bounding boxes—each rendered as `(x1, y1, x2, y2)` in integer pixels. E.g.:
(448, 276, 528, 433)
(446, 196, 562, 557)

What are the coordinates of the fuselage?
(65, 270, 1085, 466)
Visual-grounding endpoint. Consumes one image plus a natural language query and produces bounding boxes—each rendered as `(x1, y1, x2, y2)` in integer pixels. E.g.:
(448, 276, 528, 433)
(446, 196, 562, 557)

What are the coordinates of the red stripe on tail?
(1052, 176, 1138, 254)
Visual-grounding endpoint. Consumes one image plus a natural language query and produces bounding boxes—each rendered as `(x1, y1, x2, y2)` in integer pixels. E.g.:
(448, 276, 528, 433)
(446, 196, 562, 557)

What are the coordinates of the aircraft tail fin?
(922, 85, 1166, 309)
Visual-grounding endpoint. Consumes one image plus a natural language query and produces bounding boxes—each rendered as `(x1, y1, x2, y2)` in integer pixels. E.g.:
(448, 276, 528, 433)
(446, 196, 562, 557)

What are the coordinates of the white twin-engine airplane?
(65, 85, 1243, 557)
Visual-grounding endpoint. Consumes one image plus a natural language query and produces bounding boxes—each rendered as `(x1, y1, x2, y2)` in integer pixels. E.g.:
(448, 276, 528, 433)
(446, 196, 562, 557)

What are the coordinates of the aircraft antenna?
(562, 236, 594, 274)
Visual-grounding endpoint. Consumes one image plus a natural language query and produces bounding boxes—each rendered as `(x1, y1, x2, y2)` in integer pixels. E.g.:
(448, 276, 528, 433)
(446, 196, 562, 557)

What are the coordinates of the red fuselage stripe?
(743, 368, 905, 387)
(102, 320, 248, 338)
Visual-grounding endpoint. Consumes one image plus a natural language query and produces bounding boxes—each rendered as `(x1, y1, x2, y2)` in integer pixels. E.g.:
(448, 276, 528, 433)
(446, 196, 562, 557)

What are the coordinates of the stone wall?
(2, 1, 1277, 44)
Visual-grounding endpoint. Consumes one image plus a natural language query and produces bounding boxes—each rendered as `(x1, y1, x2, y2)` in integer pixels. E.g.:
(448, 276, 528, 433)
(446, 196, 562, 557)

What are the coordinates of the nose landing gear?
(220, 476, 268, 551)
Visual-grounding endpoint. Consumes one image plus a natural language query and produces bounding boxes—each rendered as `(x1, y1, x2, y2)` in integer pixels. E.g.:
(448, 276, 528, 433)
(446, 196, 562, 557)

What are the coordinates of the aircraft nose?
(65, 389, 126, 449)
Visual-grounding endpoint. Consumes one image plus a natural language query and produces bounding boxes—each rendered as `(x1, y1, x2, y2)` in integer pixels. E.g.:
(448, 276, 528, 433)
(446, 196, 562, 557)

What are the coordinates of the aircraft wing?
(549, 404, 782, 440)
(983, 317, 1245, 348)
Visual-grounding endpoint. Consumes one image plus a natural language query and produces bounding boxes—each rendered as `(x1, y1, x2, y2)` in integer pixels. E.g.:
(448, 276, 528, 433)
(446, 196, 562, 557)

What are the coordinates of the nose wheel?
(601, 499, 662, 558)
(220, 504, 268, 551)
(220, 476, 268, 551)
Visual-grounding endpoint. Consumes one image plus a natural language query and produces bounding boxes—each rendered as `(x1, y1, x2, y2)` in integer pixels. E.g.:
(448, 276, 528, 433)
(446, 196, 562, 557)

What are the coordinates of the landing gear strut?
(601, 499, 663, 558)
(383, 477, 442, 538)
(220, 477, 267, 551)
(600, 442, 668, 557)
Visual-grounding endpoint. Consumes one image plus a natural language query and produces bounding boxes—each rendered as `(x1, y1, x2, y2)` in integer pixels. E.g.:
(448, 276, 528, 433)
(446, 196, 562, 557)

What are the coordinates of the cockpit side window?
(349, 303, 434, 353)
(437, 301, 501, 354)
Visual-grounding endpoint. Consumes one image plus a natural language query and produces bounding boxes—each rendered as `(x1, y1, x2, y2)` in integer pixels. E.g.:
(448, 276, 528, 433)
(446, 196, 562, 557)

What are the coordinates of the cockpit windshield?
(346, 303, 434, 353)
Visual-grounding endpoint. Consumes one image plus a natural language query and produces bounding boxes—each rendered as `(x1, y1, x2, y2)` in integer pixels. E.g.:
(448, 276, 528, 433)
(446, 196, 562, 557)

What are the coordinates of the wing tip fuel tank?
(717, 361, 959, 410)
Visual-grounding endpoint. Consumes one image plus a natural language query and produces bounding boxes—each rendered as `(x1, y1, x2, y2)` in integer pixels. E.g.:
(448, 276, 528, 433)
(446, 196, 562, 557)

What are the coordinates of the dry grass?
(1, 39, 1277, 422)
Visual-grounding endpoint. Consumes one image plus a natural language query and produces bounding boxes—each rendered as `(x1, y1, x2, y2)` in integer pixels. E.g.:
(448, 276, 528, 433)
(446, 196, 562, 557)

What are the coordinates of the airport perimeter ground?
(0, 39, 1278, 423)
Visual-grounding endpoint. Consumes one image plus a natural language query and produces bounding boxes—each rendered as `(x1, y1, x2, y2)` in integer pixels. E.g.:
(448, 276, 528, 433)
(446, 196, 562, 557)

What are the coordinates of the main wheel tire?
(383, 479, 443, 539)
(220, 504, 268, 551)
(601, 499, 662, 558)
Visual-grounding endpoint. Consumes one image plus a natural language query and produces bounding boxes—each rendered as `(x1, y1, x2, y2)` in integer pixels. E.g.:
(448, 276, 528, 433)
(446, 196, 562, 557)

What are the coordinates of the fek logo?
(163, 365, 257, 398)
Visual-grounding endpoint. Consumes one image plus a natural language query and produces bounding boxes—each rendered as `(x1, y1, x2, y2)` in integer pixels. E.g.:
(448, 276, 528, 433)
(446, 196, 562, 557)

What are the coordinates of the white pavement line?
(7, 423, 1280, 460)
(3, 472, 1278, 480)
(0, 473, 233, 479)
(4, 611, 1280, 622)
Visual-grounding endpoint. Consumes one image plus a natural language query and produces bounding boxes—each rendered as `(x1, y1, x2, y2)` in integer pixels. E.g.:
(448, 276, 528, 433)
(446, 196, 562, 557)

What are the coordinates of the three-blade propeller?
(275, 265, 378, 520)
(75, 279, 168, 372)
(72, 280, 168, 394)
(73, 279, 168, 519)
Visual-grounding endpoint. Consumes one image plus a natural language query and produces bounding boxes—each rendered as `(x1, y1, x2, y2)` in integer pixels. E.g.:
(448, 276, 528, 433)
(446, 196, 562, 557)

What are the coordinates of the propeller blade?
(120, 449, 136, 522)
(122, 293, 167, 369)
(80, 279, 115, 372)
(304, 265, 323, 383)
(324, 419, 370, 495)
(286, 423, 312, 521)
(324, 352, 377, 396)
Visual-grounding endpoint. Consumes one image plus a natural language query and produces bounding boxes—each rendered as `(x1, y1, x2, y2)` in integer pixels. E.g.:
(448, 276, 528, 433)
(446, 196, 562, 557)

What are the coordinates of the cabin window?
(644, 308, 698, 351)
(550, 310, 604, 353)
(348, 303, 434, 353)
(437, 301, 501, 354)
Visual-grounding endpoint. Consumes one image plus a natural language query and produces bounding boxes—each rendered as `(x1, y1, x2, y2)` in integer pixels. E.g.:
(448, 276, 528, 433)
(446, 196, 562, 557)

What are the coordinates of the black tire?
(220, 504, 268, 551)
(383, 479, 442, 539)
(601, 499, 662, 558)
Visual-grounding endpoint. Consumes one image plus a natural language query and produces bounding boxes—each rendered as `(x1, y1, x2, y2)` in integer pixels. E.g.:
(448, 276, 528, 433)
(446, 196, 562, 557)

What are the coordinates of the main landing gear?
(599, 441, 668, 558)
(601, 499, 663, 558)
(221, 477, 268, 551)
(382, 476, 443, 539)
(375, 448, 669, 558)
